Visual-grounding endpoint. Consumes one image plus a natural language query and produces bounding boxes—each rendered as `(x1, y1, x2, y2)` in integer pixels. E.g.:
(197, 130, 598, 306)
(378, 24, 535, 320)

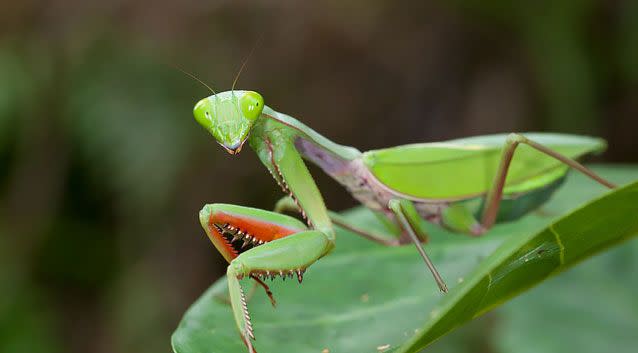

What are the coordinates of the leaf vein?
(549, 224, 565, 265)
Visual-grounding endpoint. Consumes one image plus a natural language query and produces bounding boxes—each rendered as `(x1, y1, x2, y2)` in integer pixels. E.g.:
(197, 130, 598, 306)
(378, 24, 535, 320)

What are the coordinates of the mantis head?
(193, 90, 264, 154)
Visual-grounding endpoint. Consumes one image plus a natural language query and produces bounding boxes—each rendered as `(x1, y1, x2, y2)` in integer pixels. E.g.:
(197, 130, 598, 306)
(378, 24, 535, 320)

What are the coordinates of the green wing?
(362, 133, 606, 199)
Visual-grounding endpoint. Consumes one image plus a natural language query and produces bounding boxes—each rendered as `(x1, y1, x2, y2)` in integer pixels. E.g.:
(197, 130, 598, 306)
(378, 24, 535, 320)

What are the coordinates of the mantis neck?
(261, 106, 362, 174)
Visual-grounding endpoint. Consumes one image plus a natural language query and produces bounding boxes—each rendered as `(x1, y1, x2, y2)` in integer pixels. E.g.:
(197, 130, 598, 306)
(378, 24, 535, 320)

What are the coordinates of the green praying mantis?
(190, 85, 615, 353)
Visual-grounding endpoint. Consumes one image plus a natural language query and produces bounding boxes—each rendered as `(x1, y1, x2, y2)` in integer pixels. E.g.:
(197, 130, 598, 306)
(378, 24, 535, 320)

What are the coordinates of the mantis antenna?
(231, 35, 263, 92)
(173, 65, 217, 95)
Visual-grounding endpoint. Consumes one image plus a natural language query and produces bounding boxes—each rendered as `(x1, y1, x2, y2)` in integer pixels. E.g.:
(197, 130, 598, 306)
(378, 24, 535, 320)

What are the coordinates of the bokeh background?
(1, 1, 637, 353)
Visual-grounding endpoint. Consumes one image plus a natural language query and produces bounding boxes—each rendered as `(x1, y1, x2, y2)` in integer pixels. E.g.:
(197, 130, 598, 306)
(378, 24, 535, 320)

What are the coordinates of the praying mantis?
(191, 88, 615, 353)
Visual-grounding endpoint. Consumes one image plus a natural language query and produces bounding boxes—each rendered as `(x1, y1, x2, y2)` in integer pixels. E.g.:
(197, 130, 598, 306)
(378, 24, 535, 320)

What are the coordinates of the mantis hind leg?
(480, 133, 616, 230)
(388, 199, 448, 293)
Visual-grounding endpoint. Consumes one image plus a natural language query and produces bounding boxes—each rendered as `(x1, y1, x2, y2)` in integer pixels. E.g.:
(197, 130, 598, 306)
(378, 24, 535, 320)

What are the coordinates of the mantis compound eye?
(239, 91, 264, 121)
(193, 98, 215, 131)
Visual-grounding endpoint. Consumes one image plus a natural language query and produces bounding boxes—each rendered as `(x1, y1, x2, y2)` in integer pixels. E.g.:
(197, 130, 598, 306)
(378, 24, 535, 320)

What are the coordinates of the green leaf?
(172, 166, 638, 353)
(494, 240, 638, 353)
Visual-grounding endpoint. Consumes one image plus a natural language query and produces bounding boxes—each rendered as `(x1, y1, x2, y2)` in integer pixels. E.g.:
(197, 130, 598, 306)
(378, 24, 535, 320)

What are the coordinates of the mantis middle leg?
(276, 195, 446, 292)
(388, 198, 448, 293)
(274, 196, 403, 246)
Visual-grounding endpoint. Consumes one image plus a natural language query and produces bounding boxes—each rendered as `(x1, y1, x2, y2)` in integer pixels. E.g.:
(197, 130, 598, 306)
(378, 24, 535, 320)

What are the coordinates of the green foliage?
(0, 227, 62, 353)
(172, 166, 638, 353)
(64, 43, 197, 215)
(0, 38, 205, 353)
(495, 240, 638, 353)
(396, 171, 638, 353)
(0, 47, 30, 149)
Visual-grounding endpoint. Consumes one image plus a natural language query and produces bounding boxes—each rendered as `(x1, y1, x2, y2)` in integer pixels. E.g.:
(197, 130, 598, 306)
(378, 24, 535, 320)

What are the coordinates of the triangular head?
(193, 91, 264, 154)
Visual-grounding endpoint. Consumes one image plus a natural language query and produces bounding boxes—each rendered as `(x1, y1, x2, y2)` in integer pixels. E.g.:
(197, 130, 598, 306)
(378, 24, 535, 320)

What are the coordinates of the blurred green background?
(0, 1, 637, 353)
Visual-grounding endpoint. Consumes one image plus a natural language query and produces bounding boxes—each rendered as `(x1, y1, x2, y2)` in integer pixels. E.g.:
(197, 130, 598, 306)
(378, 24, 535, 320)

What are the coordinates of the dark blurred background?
(0, 1, 637, 353)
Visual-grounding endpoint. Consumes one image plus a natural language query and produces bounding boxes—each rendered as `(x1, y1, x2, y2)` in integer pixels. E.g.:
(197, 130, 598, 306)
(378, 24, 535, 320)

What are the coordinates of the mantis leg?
(330, 211, 403, 246)
(200, 203, 332, 352)
(200, 203, 310, 307)
(388, 199, 448, 293)
(227, 230, 332, 352)
(275, 195, 401, 246)
(481, 133, 617, 230)
(211, 277, 259, 306)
